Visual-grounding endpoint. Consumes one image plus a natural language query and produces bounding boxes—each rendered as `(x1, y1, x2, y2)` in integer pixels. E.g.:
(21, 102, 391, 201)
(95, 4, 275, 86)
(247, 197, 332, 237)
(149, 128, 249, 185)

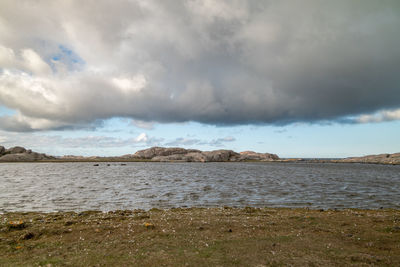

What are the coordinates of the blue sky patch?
(0, 105, 16, 116)
(48, 45, 85, 72)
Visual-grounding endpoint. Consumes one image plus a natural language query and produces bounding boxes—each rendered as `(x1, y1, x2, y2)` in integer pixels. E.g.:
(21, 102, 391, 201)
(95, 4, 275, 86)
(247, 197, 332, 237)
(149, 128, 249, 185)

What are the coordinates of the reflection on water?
(0, 162, 399, 212)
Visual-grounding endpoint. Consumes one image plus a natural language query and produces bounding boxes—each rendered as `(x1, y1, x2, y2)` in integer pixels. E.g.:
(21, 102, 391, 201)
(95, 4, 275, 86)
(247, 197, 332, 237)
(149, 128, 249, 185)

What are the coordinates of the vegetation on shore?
(1, 207, 399, 266)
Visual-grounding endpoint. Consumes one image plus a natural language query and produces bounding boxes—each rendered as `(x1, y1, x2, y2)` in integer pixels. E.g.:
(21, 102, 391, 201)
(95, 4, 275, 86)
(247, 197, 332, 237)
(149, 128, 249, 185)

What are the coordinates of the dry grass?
(1, 207, 399, 266)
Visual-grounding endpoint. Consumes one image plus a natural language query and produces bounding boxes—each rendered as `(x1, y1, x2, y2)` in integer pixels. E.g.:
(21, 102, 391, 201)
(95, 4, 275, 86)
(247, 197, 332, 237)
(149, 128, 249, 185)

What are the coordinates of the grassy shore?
(1, 207, 399, 266)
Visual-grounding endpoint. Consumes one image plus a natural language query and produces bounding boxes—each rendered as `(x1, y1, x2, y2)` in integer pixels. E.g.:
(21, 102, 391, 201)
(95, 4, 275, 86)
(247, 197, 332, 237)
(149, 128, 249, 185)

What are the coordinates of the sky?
(0, 0, 400, 158)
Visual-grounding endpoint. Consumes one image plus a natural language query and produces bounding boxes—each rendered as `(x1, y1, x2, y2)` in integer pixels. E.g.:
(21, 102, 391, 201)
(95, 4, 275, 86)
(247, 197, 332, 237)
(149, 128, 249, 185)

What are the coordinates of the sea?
(0, 162, 399, 212)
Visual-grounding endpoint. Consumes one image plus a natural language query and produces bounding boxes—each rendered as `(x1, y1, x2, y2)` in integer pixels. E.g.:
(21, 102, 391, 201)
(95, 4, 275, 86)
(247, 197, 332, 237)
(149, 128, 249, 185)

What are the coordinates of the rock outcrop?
(150, 149, 240, 162)
(133, 147, 201, 159)
(0, 146, 55, 162)
(202, 150, 240, 162)
(239, 151, 279, 161)
(132, 147, 279, 162)
(338, 153, 400, 165)
(5, 146, 28, 154)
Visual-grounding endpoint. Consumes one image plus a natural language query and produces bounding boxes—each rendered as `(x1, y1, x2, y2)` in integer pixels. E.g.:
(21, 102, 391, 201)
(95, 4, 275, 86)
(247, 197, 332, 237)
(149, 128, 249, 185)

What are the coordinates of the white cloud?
(134, 132, 148, 142)
(0, 135, 7, 142)
(0, 46, 51, 75)
(0, 45, 15, 66)
(21, 49, 52, 75)
(355, 108, 400, 123)
(112, 74, 147, 93)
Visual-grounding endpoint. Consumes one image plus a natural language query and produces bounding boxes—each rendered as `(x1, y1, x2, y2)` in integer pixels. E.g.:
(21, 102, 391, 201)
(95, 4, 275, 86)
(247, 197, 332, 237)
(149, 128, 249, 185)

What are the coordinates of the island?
(0, 145, 278, 162)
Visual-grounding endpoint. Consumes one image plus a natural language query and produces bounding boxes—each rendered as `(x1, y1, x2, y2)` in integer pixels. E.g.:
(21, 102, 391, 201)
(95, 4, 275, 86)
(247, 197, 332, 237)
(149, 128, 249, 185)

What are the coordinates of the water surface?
(0, 162, 399, 212)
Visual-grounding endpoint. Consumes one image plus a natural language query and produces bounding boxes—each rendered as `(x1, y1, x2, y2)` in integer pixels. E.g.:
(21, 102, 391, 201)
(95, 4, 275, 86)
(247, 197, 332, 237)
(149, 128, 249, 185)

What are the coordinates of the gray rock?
(135, 147, 280, 162)
(339, 153, 400, 165)
(0, 152, 53, 162)
(5, 146, 27, 154)
(151, 154, 186, 162)
(0, 146, 55, 162)
(202, 150, 240, 162)
(184, 152, 207, 162)
(150, 150, 240, 162)
(239, 151, 279, 161)
(134, 147, 201, 159)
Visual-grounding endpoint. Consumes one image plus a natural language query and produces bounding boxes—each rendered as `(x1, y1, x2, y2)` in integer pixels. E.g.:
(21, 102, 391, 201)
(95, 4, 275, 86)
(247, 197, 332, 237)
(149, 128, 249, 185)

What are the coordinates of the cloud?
(205, 136, 236, 147)
(132, 120, 155, 130)
(165, 137, 202, 147)
(134, 132, 148, 142)
(354, 108, 400, 123)
(1, 0, 400, 132)
(0, 132, 164, 151)
(165, 136, 235, 147)
(0, 129, 234, 156)
(274, 129, 287, 134)
(0, 112, 74, 132)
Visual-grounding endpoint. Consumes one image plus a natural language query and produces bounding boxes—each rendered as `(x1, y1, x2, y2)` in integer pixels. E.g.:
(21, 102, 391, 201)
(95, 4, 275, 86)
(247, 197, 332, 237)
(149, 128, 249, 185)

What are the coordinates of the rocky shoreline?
(0, 146, 55, 162)
(125, 147, 279, 162)
(335, 153, 400, 165)
(1, 145, 399, 165)
(0, 146, 279, 163)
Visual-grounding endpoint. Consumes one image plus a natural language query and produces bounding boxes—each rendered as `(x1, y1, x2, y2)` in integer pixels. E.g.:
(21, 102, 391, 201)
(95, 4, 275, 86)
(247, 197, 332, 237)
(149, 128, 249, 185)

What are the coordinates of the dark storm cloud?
(0, 0, 400, 131)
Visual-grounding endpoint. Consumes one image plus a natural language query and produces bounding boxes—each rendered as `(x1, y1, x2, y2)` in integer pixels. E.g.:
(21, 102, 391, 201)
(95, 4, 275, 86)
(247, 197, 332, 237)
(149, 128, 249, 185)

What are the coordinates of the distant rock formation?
(148, 149, 239, 162)
(338, 153, 400, 165)
(133, 147, 201, 159)
(6, 146, 29, 154)
(131, 147, 279, 162)
(0, 146, 55, 162)
(239, 151, 279, 161)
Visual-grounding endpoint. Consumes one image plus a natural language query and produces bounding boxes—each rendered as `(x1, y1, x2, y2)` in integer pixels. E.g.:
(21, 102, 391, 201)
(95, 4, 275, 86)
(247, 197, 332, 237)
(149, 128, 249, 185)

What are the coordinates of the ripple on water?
(0, 162, 399, 212)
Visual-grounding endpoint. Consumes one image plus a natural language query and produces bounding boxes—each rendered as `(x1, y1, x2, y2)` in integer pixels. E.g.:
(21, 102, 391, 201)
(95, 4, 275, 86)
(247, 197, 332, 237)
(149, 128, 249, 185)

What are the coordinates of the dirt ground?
(1, 207, 399, 266)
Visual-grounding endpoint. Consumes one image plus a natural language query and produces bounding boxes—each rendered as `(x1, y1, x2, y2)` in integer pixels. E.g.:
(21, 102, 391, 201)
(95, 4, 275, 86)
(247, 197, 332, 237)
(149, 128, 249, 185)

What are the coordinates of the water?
(0, 162, 399, 212)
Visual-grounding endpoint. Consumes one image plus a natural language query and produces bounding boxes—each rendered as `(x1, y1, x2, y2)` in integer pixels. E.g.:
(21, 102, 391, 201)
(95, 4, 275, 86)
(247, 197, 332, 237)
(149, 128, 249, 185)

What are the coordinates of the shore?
(1, 159, 399, 166)
(1, 208, 399, 266)
(1, 146, 400, 165)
